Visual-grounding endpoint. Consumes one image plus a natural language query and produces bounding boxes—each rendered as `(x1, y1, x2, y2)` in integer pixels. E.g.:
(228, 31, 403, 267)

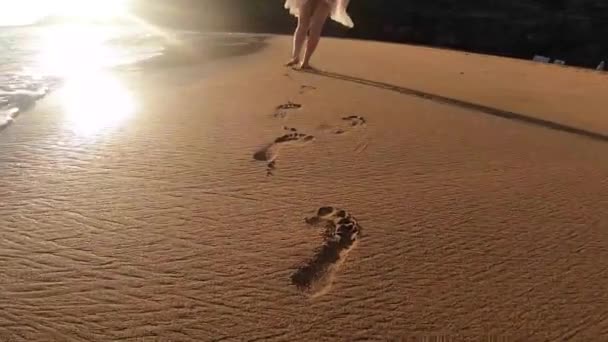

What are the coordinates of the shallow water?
(0, 23, 267, 130)
(0, 23, 163, 128)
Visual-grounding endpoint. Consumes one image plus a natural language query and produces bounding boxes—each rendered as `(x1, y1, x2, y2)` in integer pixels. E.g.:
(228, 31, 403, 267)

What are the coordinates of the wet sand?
(1, 35, 608, 341)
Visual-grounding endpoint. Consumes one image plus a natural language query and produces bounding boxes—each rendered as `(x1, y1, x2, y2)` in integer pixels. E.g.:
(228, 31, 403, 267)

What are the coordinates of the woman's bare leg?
(299, 0, 331, 69)
(286, 0, 316, 66)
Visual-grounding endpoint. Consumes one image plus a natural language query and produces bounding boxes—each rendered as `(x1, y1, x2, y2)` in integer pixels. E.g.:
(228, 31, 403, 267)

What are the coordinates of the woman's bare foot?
(285, 58, 299, 67)
(296, 62, 313, 71)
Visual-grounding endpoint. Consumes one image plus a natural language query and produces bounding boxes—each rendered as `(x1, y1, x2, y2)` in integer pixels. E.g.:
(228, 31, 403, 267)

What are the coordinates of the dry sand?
(1, 35, 608, 341)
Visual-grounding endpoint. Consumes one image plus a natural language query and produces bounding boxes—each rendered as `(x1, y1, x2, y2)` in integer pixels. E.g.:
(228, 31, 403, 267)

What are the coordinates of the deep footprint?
(292, 207, 361, 295)
(273, 101, 302, 119)
(253, 127, 315, 176)
(266, 160, 277, 176)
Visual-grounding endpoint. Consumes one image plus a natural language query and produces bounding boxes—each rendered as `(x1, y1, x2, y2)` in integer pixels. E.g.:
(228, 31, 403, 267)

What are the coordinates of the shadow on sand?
(305, 69, 608, 143)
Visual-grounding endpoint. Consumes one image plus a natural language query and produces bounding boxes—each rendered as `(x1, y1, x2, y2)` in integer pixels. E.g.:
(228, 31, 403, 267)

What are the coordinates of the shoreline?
(0, 32, 269, 134)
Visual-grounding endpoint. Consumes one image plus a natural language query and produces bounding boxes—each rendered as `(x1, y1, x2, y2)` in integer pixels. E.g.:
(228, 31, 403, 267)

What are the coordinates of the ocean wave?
(0, 73, 60, 129)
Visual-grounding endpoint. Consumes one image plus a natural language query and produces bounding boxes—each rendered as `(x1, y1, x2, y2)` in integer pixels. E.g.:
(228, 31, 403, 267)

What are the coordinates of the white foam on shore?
(0, 73, 57, 129)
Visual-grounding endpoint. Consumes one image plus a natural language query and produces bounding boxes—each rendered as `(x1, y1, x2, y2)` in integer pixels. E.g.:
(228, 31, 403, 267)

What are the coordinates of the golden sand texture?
(1, 36, 607, 341)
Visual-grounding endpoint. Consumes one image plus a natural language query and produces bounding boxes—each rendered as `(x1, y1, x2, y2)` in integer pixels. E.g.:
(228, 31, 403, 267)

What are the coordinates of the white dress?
(284, 0, 354, 28)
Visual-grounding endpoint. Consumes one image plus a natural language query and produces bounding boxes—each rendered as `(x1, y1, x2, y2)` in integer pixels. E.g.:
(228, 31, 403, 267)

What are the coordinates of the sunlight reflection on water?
(36, 24, 139, 138)
(36, 24, 138, 76)
(60, 72, 135, 136)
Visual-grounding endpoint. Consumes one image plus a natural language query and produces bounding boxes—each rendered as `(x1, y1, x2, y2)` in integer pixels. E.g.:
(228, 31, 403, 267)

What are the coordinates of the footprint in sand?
(253, 126, 314, 176)
(332, 115, 367, 135)
(291, 206, 361, 296)
(299, 85, 317, 94)
(273, 101, 302, 119)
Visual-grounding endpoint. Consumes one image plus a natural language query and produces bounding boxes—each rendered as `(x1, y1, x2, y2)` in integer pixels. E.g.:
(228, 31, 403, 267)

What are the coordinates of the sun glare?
(61, 72, 136, 137)
(1, 0, 150, 138)
(37, 25, 123, 76)
(0, 0, 46, 26)
(0, 0, 129, 26)
(51, 0, 129, 20)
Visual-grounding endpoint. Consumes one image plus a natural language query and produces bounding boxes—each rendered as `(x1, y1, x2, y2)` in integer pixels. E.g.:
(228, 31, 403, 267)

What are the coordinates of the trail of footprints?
(254, 85, 366, 295)
(257, 101, 367, 176)
(291, 207, 361, 294)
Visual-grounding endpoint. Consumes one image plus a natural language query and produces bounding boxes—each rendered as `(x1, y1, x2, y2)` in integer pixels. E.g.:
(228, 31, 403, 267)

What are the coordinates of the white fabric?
(284, 0, 354, 28)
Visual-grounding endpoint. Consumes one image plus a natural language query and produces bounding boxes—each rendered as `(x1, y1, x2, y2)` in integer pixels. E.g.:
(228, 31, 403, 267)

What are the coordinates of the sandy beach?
(1, 35, 608, 341)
